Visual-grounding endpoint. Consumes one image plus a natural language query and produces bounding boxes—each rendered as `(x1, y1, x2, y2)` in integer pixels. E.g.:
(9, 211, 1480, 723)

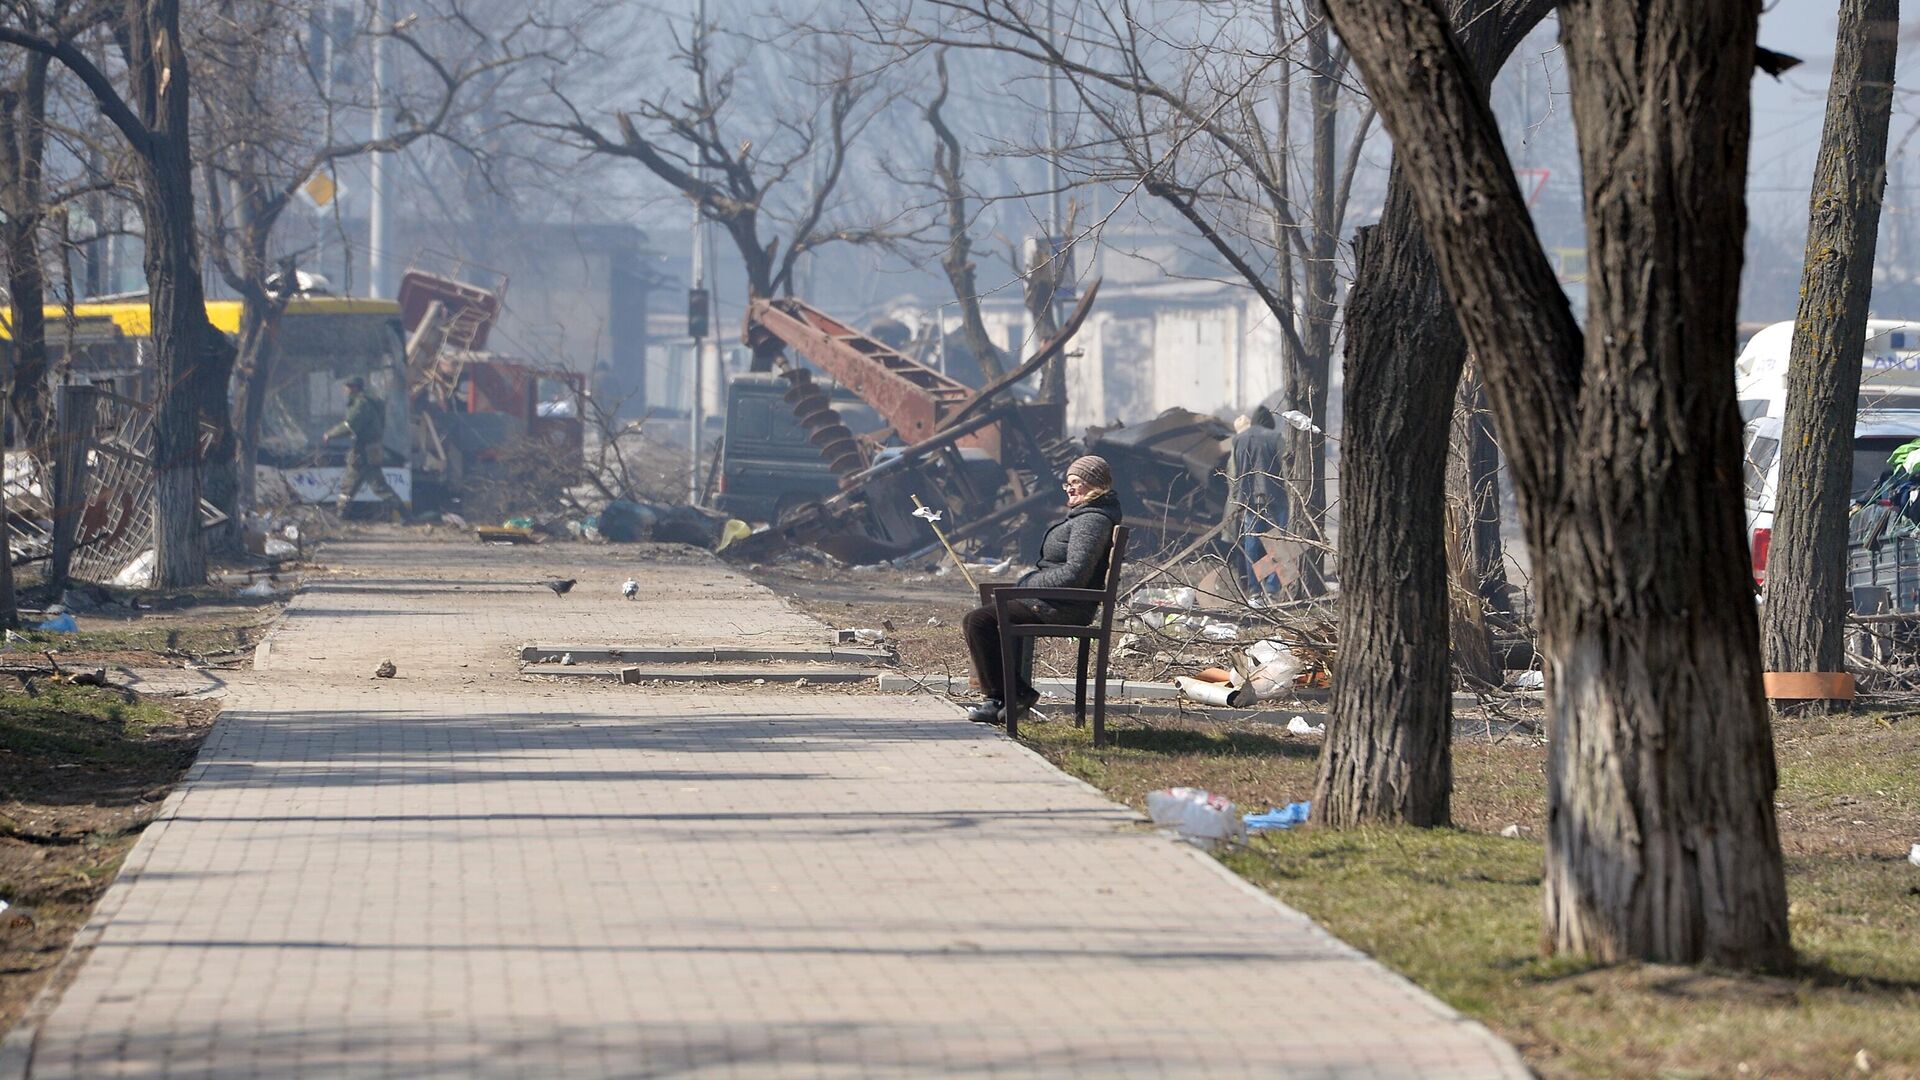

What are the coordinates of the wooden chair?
(977, 525, 1131, 745)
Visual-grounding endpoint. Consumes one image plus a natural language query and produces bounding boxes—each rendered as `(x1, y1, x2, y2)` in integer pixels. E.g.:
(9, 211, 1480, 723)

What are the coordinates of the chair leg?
(999, 623, 1022, 740)
(1092, 633, 1113, 747)
(1074, 638, 1091, 728)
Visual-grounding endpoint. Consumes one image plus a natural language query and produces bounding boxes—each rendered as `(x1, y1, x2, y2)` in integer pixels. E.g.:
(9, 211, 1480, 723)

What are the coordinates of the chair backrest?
(1100, 526, 1131, 601)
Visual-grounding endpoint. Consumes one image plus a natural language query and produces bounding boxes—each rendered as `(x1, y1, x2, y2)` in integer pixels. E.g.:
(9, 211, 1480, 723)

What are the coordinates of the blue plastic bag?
(1243, 801, 1310, 832)
(37, 613, 78, 633)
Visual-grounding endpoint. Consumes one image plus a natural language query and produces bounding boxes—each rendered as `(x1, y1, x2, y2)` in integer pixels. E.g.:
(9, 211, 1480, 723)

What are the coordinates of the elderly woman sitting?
(961, 455, 1125, 724)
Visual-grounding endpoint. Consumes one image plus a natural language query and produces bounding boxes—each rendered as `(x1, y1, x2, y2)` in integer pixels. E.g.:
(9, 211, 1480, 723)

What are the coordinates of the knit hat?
(1066, 455, 1113, 491)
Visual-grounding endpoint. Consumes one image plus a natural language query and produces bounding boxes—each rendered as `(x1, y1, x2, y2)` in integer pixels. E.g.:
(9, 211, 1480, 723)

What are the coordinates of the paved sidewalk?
(11, 535, 1526, 1078)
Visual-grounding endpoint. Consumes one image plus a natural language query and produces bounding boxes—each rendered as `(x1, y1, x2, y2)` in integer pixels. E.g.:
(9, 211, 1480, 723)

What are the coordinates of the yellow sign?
(301, 171, 339, 209)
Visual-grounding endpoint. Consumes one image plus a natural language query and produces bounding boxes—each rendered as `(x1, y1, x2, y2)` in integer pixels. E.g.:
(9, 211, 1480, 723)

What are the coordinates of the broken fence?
(7, 384, 226, 586)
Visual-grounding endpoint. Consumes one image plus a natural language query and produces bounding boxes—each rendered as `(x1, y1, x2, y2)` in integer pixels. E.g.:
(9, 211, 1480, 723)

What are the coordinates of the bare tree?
(2, 0, 236, 587)
(1313, 0, 1550, 829)
(922, 49, 1007, 381)
(1762, 0, 1900, 706)
(526, 13, 903, 371)
(862, 0, 1374, 591)
(1324, 0, 1792, 968)
(196, 0, 547, 520)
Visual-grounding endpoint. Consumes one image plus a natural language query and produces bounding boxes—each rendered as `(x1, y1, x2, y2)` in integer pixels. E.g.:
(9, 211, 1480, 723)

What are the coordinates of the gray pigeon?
(542, 578, 577, 598)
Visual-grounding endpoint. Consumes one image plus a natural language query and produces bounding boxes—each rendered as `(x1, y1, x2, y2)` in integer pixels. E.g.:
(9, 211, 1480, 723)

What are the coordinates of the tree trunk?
(1326, 0, 1792, 969)
(1761, 0, 1899, 707)
(234, 288, 287, 517)
(1314, 216, 1458, 827)
(1314, 0, 1549, 829)
(0, 52, 52, 453)
(131, 0, 223, 588)
(1279, 13, 1341, 598)
(1462, 368, 1515, 616)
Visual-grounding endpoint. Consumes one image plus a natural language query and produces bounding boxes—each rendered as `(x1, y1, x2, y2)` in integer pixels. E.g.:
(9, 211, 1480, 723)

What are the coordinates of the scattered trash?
(795, 678, 810, 688)
(36, 613, 77, 634)
(263, 537, 298, 558)
(1192, 667, 1234, 684)
(560, 653, 575, 666)
(1174, 675, 1255, 708)
(1279, 409, 1324, 435)
(1200, 621, 1240, 643)
(1244, 641, 1308, 700)
(1909, 843, 1920, 868)
(238, 579, 278, 598)
(925, 616, 940, 626)
(1501, 824, 1529, 839)
(1133, 586, 1197, 610)
(1855, 1049, 1873, 1074)
(1145, 787, 1246, 845)
(2, 629, 21, 646)
(373, 659, 397, 679)
(622, 577, 639, 600)
(1286, 715, 1325, 736)
(476, 525, 537, 544)
(440, 512, 469, 529)
(1244, 802, 1311, 832)
(57, 589, 96, 612)
(911, 505, 943, 523)
(1509, 670, 1545, 690)
(112, 548, 156, 588)
(837, 628, 886, 645)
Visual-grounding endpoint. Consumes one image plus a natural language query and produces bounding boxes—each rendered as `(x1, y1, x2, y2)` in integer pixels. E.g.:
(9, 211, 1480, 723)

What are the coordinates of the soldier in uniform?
(324, 375, 406, 520)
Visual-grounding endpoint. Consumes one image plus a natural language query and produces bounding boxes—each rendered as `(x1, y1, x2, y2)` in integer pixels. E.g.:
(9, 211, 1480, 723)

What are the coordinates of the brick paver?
(14, 534, 1526, 1078)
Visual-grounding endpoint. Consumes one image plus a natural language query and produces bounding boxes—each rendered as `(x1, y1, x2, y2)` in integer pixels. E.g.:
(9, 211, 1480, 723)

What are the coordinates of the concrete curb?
(522, 665, 875, 685)
(519, 644, 894, 665)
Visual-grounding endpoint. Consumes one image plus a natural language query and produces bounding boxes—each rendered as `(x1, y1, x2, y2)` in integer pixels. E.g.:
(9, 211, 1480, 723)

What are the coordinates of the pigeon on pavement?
(542, 578, 577, 598)
(622, 577, 639, 600)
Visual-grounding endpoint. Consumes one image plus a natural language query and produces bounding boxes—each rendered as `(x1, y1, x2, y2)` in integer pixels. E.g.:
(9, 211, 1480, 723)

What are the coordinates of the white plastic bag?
(1145, 787, 1246, 845)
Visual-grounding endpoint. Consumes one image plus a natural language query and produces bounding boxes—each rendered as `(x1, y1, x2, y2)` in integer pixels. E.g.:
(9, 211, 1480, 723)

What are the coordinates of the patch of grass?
(1021, 711, 1920, 1078)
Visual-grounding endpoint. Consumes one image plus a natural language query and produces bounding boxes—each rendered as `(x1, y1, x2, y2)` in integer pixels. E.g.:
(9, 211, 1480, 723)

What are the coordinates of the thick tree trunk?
(1761, 0, 1899, 706)
(1327, 0, 1791, 969)
(1314, 0, 1548, 829)
(1314, 216, 1459, 827)
(0, 53, 51, 453)
(131, 0, 223, 588)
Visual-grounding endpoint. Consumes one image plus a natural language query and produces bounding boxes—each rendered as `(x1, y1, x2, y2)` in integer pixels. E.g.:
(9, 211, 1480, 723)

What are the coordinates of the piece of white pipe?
(1174, 676, 1255, 708)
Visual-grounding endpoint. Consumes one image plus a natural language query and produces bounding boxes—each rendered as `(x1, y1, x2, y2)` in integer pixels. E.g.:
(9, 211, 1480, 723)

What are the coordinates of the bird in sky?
(542, 578, 577, 598)
(622, 577, 639, 600)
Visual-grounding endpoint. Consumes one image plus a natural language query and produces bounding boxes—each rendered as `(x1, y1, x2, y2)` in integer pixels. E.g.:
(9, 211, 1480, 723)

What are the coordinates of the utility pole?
(367, 0, 391, 298)
(1045, 0, 1065, 310)
(686, 0, 709, 506)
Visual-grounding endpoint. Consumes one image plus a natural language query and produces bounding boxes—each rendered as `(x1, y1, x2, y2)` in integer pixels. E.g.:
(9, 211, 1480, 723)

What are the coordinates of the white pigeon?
(622, 577, 639, 600)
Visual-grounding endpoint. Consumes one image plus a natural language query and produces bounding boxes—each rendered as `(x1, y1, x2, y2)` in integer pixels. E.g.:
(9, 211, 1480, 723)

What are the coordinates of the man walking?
(324, 375, 406, 521)
(1227, 405, 1285, 602)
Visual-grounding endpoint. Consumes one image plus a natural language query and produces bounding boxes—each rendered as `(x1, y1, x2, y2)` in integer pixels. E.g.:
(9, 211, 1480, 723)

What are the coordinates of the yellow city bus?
(0, 296, 412, 501)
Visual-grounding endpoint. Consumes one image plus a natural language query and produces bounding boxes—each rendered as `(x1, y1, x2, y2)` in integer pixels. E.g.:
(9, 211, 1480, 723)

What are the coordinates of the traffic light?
(688, 287, 709, 339)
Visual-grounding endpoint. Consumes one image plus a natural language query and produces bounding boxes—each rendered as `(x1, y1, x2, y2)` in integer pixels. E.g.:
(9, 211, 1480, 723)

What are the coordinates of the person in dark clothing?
(961, 455, 1125, 724)
(1227, 405, 1286, 601)
(324, 375, 405, 520)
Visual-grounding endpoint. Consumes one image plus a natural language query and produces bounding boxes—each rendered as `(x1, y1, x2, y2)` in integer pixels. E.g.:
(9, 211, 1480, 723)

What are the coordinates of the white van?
(1737, 320, 1920, 585)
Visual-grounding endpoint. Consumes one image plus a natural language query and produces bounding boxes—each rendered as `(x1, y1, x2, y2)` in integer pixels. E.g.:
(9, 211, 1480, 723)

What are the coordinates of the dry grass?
(1021, 711, 1920, 1078)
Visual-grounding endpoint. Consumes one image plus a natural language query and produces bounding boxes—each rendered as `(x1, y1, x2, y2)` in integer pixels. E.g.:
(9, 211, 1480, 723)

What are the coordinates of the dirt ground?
(0, 577, 281, 1037)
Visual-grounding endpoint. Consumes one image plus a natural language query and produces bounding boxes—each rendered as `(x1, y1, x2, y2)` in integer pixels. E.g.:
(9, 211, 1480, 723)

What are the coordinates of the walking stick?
(911, 494, 977, 591)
